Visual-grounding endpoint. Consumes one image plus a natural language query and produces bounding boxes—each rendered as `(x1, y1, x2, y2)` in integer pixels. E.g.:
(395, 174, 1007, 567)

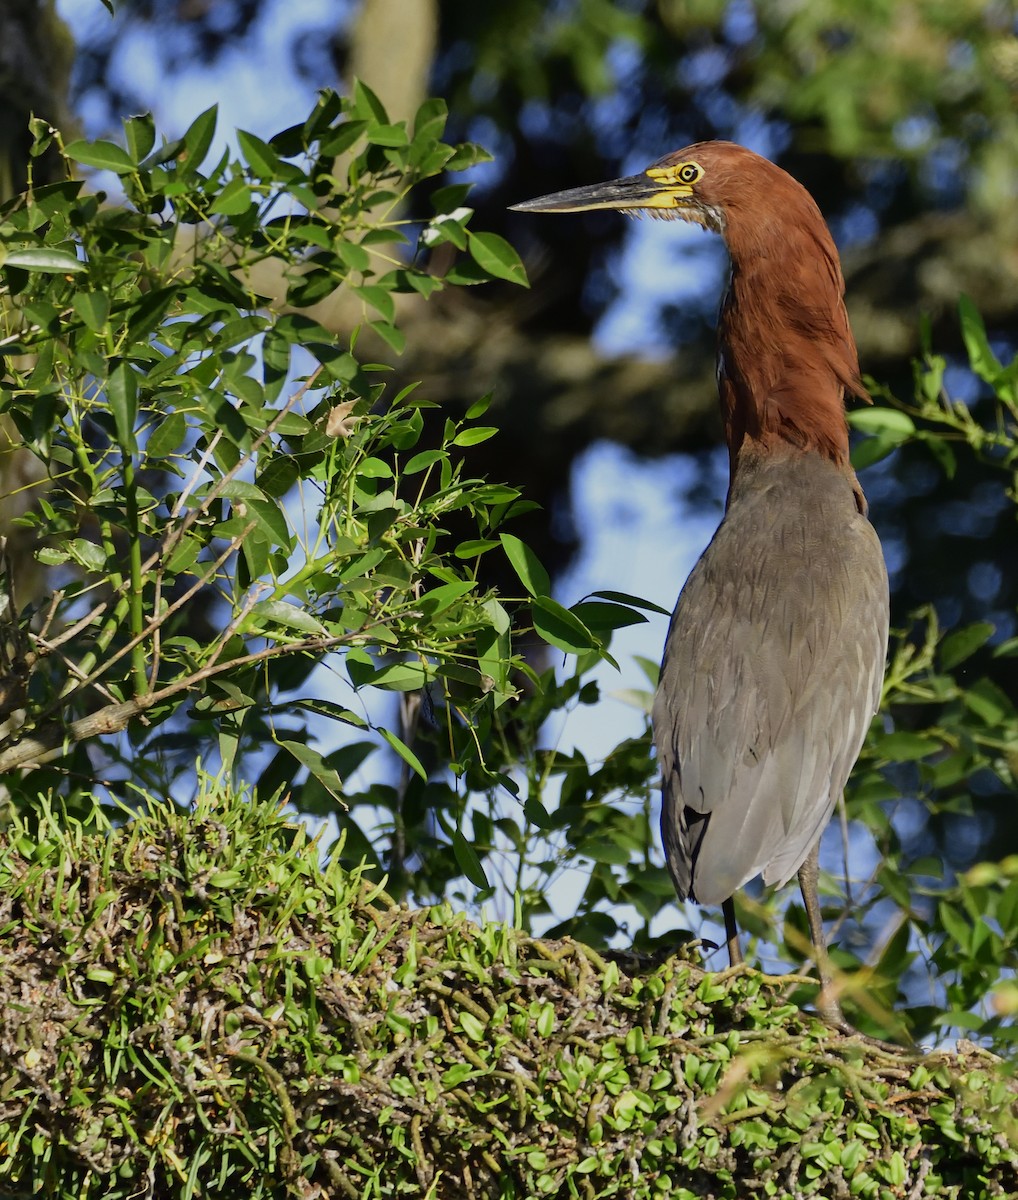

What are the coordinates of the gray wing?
(654, 459, 888, 907)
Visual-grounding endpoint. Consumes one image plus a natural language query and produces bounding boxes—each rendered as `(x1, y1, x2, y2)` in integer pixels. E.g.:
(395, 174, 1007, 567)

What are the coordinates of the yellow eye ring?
(677, 162, 702, 185)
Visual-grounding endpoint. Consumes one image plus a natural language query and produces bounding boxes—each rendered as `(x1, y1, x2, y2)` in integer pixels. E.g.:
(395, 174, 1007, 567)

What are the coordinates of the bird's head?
(510, 141, 818, 243)
(512, 141, 870, 482)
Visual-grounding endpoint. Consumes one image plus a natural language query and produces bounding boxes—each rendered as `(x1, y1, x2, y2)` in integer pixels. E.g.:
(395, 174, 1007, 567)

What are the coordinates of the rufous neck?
(716, 216, 867, 475)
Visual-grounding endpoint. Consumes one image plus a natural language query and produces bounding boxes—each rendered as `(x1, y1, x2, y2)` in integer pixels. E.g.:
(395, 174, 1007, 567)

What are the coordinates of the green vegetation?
(0, 782, 1015, 1199)
(0, 77, 1017, 1196)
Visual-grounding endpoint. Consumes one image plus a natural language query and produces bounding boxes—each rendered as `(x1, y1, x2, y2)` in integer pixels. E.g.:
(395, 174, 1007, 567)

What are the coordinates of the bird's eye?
(677, 162, 702, 185)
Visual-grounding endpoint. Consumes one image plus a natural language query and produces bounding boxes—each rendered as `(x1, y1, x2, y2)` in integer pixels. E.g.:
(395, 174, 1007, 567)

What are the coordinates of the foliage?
(0, 89, 547, 780)
(0, 91, 658, 938)
(3, 80, 1018, 1062)
(1, 779, 1016, 1200)
(816, 299, 1018, 1047)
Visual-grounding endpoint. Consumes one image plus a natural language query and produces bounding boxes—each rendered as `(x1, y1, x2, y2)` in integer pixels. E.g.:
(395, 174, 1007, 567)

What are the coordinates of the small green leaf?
(276, 739, 345, 799)
(147, 410, 187, 458)
(238, 128, 282, 179)
(413, 97, 447, 142)
(532, 597, 597, 655)
(499, 533, 550, 597)
(180, 105, 218, 175)
(73, 291, 110, 331)
(958, 294, 1001, 384)
(65, 538, 107, 573)
(355, 285, 395, 324)
(65, 138, 137, 174)
(403, 450, 445, 474)
(455, 538, 499, 558)
(248, 601, 327, 636)
(571, 601, 647, 633)
(850, 435, 899, 471)
(352, 79, 389, 123)
(847, 408, 915, 439)
(379, 727, 427, 781)
(368, 320, 405, 354)
(453, 830, 490, 890)
(591, 589, 671, 616)
(452, 426, 498, 447)
(875, 731, 933, 762)
(358, 456, 393, 479)
(366, 123, 409, 148)
(209, 177, 253, 216)
(467, 231, 529, 286)
(940, 622, 995, 670)
(3, 247, 84, 273)
(107, 360, 138, 453)
(123, 112, 155, 163)
(465, 393, 491, 419)
(964, 678, 1014, 725)
(371, 663, 433, 691)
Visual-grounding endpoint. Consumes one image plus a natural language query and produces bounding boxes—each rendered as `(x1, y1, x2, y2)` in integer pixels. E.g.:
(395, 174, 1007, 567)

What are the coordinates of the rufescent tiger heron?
(512, 142, 890, 1027)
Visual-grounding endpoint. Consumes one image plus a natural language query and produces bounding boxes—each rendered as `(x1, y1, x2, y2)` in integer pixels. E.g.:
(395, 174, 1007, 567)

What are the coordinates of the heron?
(511, 141, 890, 1027)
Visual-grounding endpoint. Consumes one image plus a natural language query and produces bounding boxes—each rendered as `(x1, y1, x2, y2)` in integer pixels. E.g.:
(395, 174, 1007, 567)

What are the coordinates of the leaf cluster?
(0, 780, 1015, 1200)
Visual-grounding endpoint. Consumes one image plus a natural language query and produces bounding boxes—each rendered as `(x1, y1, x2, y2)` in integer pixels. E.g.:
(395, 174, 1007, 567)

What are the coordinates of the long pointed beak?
(510, 173, 694, 215)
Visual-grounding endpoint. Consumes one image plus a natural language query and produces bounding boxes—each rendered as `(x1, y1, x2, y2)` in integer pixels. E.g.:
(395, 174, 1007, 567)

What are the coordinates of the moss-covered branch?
(0, 787, 1014, 1199)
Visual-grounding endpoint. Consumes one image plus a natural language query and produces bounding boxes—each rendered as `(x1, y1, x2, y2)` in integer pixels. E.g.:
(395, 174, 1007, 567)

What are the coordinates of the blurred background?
(7, 0, 1018, 969)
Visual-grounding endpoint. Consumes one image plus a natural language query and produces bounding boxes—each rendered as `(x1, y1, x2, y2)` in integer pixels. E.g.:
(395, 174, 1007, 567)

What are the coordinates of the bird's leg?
(722, 897, 743, 967)
(797, 839, 850, 1030)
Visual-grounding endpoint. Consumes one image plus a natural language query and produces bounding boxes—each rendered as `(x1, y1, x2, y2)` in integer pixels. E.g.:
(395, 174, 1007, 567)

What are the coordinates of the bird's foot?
(815, 987, 910, 1053)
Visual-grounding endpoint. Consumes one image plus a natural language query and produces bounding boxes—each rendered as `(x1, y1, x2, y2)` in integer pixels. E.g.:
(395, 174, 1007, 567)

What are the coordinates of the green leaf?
(209, 177, 253, 216)
(465, 393, 491, 420)
(499, 534, 550, 597)
(850, 435, 899, 471)
(3, 247, 84, 273)
(366, 123, 409, 148)
(940, 622, 995, 670)
(379, 727, 427, 781)
(958, 294, 1002, 384)
(571, 601, 647, 634)
(335, 240, 370, 272)
(65, 538, 108, 573)
(413, 97, 448, 142)
(107, 361, 138, 453)
(238, 129, 281, 179)
(64, 138, 137, 174)
(417, 580, 475, 617)
(452, 426, 498, 447)
(403, 450, 445, 474)
(248, 601, 327, 636)
(467, 231, 529, 286)
(937, 901, 972, 955)
(355, 285, 395, 324)
(916, 431, 957, 479)
(453, 829, 490, 890)
(532, 597, 597, 655)
(73, 291, 110, 331)
(847, 408, 915, 440)
(591, 590, 671, 616)
(352, 79, 389, 123)
(369, 321, 406, 355)
(964, 678, 1014, 726)
(455, 538, 499, 558)
(874, 731, 934, 762)
(180, 106, 218, 176)
(371, 662, 434, 691)
(147, 410, 187, 458)
(123, 112, 156, 163)
(275, 740, 344, 799)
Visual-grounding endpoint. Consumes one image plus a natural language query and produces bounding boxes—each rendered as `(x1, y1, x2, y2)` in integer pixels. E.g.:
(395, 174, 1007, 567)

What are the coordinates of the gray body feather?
(653, 450, 889, 907)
